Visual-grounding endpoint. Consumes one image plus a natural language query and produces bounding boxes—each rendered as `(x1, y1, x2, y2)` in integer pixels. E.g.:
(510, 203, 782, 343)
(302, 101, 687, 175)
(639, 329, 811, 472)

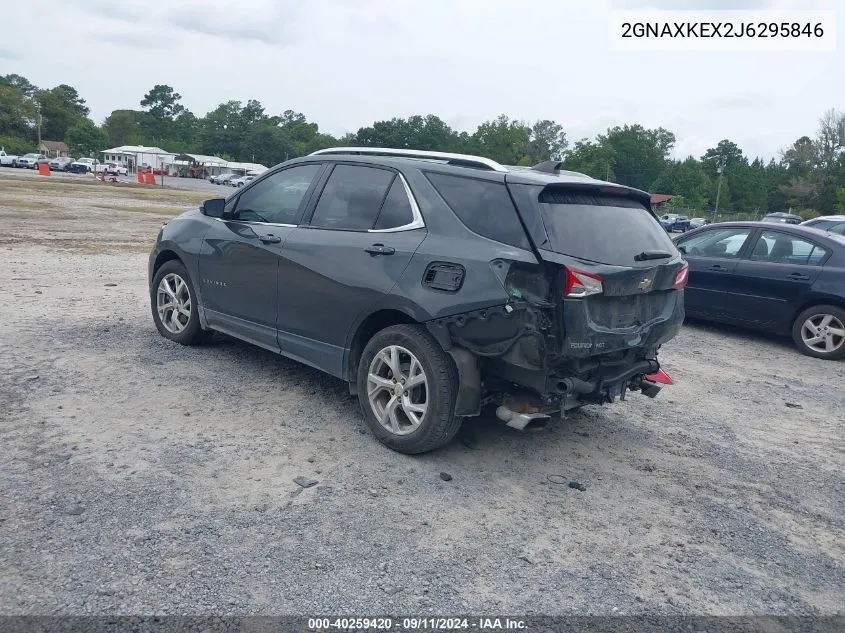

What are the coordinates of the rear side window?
(425, 173, 530, 250)
(537, 190, 677, 266)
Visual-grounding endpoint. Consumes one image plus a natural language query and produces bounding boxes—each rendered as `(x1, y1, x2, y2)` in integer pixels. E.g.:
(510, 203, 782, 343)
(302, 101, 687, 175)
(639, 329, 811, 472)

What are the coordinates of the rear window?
(537, 190, 677, 266)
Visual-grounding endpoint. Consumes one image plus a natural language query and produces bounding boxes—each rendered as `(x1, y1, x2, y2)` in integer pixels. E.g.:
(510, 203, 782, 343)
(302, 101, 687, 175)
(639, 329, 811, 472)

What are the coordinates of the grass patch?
(92, 204, 191, 216)
(0, 197, 54, 209)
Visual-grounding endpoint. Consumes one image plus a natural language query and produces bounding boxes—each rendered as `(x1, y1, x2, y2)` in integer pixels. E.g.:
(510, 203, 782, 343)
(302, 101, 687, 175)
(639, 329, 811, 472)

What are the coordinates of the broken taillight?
(673, 262, 689, 289)
(563, 267, 604, 298)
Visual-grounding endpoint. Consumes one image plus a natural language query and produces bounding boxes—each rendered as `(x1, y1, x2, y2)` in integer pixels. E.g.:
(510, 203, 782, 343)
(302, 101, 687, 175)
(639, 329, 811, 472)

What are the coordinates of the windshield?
(537, 190, 678, 266)
(23, 153, 38, 158)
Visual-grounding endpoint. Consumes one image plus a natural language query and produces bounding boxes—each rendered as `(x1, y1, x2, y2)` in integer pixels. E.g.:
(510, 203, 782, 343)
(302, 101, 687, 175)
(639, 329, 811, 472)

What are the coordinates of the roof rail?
(308, 147, 508, 172)
(531, 160, 590, 178)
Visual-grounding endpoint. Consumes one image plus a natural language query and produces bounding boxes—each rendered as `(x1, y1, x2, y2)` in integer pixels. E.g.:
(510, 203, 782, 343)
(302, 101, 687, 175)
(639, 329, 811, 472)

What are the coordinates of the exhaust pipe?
(639, 378, 662, 398)
(496, 405, 551, 431)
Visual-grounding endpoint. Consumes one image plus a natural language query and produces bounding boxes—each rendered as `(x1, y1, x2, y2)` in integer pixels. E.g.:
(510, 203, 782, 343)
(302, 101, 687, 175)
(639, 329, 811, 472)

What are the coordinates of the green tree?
(701, 139, 745, 174)
(597, 124, 675, 190)
(0, 74, 38, 99)
(0, 84, 36, 138)
(103, 109, 140, 146)
(561, 139, 616, 180)
(65, 118, 107, 156)
(651, 157, 713, 210)
(527, 119, 567, 162)
(36, 84, 89, 141)
(140, 84, 185, 144)
(471, 114, 532, 165)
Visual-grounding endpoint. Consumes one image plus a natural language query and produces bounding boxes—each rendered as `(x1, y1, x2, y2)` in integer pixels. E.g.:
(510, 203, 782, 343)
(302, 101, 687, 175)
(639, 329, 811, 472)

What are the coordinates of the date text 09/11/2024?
(307, 617, 528, 631)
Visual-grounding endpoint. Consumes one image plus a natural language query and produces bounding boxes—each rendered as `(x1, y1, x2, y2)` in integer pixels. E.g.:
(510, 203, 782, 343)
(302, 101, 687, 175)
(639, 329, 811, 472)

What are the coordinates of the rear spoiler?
(536, 181, 652, 208)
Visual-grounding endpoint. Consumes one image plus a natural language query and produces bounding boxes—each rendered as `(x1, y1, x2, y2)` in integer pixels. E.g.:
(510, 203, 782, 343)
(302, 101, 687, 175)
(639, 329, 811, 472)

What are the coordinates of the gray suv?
(148, 147, 686, 453)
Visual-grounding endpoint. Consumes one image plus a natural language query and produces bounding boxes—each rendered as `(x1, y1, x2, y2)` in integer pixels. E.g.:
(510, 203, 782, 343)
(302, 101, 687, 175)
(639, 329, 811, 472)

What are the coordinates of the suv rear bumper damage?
(426, 296, 683, 417)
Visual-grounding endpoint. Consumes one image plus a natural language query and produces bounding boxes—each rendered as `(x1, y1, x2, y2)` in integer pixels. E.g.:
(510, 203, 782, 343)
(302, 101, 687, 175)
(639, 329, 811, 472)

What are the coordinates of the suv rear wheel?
(792, 305, 845, 360)
(357, 324, 461, 454)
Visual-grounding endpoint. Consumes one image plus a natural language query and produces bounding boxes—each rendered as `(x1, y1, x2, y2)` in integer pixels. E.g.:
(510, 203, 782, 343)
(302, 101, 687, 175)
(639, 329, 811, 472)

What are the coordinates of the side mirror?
(201, 198, 226, 218)
(677, 245, 687, 254)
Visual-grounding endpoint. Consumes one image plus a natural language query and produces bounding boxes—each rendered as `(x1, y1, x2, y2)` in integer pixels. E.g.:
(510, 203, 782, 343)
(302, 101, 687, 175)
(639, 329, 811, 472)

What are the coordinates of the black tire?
(356, 324, 462, 454)
(791, 304, 845, 360)
(150, 260, 211, 346)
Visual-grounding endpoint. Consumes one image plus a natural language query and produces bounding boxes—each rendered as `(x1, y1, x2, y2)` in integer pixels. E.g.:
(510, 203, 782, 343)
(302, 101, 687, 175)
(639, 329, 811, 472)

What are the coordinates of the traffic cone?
(144, 172, 156, 185)
(137, 172, 144, 184)
(38, 163, 51, 176)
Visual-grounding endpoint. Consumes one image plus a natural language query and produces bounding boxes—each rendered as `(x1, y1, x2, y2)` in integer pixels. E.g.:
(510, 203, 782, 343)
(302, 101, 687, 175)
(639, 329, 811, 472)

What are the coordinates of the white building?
(101, 146, 176, 172)
(225, 161, 268, 176)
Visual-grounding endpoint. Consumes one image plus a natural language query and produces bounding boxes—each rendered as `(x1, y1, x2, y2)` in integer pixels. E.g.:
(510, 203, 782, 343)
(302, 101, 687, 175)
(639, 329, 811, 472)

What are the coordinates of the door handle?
(787, 272, 810, 281)
(709, 264, 728, 271)
(365, 243, 395, 256)
(258, 234, 282, 244)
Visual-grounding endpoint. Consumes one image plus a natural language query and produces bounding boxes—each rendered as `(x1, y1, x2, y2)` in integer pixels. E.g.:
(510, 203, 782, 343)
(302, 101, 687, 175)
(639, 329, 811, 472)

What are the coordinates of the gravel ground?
(1, 171, 844, 616)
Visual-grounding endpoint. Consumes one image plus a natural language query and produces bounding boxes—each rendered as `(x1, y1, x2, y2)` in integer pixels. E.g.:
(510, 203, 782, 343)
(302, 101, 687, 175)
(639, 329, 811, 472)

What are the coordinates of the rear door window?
(749, 231, 829, 266)
(536, 190, 677, 266)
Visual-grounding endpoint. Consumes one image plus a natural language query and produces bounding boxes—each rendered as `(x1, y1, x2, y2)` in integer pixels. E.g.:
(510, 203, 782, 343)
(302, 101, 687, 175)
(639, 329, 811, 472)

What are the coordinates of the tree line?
(1, 72, 843, 217)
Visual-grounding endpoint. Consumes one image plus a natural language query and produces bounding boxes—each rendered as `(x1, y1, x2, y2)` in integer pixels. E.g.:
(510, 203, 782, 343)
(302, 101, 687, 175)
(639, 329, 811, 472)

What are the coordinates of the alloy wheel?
(800, 313, 845, 354)
(367, 345, 429, 435)
(156, 273, 192, 334)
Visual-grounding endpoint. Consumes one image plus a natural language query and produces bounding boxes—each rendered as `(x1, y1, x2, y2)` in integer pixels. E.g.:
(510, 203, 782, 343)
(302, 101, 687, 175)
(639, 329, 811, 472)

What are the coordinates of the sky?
(1, 0, 841, 161)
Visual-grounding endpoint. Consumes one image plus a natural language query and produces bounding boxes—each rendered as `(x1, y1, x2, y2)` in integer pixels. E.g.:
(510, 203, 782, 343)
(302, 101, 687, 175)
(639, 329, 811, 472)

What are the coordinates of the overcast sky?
(2, 0, 841, 160)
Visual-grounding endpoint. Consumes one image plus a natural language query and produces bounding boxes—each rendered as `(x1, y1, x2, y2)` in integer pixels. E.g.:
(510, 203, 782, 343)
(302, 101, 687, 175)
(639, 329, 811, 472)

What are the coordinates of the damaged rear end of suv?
(410, 158, 686, 441)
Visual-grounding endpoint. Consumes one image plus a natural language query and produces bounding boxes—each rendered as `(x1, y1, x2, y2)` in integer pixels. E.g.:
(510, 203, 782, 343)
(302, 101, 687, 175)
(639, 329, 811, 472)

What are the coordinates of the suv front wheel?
(357, 325, 462, 454)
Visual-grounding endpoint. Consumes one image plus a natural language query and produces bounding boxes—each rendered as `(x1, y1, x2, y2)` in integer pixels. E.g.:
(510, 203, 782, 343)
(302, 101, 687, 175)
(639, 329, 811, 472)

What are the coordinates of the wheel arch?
(152, 249, 183, 276)
(791, 296, 845, 329)
(345, 308, 419, 388)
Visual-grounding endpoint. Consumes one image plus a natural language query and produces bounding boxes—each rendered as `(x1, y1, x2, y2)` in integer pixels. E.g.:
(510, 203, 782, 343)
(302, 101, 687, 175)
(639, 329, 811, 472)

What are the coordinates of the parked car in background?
(17, 153, 49, 169)
(48, 156, 74, 171)
(96, 162, 128, 176)
(674, 222, 845, 359)
(68, 157, 99, 173)
(229, 174, 256, 187)
(210, 173, 236, 185)
(0, 149, 20, 167)
(660, 214, 691, 232)
(148, 147, 686, 453)
(800, 215, 845, 236)
(762, 212, 803, 225)
(689, 217, 711, 229)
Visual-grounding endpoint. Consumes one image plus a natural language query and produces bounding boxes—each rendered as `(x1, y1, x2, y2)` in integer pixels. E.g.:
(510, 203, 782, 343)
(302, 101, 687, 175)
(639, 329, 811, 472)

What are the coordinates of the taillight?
(564, 266, 604, 298)
(673, 262, 689, 289)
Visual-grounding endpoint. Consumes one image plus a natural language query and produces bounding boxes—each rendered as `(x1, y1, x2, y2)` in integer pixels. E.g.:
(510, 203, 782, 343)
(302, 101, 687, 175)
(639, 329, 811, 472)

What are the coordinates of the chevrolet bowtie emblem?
(638, 277, 653, 291)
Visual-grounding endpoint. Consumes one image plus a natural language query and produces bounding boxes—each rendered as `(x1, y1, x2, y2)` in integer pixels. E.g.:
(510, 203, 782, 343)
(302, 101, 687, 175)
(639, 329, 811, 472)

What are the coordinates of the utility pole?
(35, 102, 42, 149)
(713, 155, 726, 220)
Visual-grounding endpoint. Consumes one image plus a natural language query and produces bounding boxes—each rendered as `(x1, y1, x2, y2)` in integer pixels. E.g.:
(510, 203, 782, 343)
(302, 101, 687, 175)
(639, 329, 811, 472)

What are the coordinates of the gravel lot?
(1, 170, 843, 616)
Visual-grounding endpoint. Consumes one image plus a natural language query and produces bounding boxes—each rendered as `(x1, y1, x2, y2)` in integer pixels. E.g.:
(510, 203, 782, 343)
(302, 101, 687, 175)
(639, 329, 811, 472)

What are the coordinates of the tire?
(150, 260, 211, 346)
(356, 324, 462, 454)
(791, 304, 845, 360)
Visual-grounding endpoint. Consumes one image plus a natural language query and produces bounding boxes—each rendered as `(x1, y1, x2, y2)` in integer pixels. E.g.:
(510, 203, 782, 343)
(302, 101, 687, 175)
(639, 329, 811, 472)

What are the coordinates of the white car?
(229, 175, 256, 187)
(210, 172, 237, 185)
(48, 157, 74, 171)
(95, 162, 128, 176)
(17, 153, 49, 169)
(0, 149, 20, 167)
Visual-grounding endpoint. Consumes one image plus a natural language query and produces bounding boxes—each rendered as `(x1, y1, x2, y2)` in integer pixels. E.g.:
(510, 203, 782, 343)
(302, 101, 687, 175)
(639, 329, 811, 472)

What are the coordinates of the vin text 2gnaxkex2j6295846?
(148, 147, 687, 454)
